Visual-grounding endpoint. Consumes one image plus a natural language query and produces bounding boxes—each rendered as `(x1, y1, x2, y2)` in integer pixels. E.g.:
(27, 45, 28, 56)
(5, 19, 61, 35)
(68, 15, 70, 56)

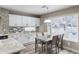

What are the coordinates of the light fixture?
(44, 19, 51, 23)
(42, 6, 51, 23)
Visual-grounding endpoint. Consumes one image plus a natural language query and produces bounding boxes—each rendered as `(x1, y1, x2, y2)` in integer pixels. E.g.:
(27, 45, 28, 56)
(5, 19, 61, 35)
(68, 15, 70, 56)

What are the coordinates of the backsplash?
(9, 27, 24, 33)
(9, 27, 36, 33)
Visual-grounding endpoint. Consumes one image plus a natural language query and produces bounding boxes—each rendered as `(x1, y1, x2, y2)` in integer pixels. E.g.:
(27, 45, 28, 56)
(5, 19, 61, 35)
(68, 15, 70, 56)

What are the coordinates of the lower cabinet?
(9, 32, 36, 44)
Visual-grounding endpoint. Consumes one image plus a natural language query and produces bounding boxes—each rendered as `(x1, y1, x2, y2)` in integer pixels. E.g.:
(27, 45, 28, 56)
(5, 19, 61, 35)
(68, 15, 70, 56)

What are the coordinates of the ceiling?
(0, 5, 74, 16)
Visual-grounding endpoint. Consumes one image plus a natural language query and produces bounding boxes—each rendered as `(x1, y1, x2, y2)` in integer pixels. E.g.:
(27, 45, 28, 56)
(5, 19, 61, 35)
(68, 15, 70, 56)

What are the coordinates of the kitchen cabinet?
(9, 14, 17, 26)
(9, 32, 36, 44)
(9, 14, 23, 26)
(16, 15, 23, 26)
(9, 14, 40, 27)
(27, 17, 32, 26)
(22, 16, 29, 26)
(29, 17, 36, 27)
(35, 18, 40, 26)
(29, 17, 40, 27)
(0, 38, 25, 54)
(22, 16, 40, 27)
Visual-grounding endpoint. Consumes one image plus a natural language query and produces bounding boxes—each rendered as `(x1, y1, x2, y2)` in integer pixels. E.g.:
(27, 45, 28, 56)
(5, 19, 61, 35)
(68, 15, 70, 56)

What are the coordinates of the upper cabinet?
(9, 14, 40, 27)
(22, 16, 29, 26)
(35, 18, 40, 26)
(9, 14, 17, 26)
(16, 15, 23, 26)
(9, 14, 23, 26)
(27, 17, 40, 27)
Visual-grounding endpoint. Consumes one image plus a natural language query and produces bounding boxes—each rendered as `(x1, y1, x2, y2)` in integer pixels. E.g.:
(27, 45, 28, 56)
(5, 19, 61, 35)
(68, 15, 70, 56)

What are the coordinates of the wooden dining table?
(35, 36, 63, 54)
(35, 37, 53, 53)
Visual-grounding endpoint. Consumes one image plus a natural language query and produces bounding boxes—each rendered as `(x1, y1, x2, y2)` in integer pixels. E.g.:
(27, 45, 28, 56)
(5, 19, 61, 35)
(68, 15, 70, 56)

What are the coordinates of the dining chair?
(52, 35, 60, 54)
(59, 34, 64, 50)
(45, 40, 53, 53)
(35, 38, 45, 53)
(44, 35, 60, 54)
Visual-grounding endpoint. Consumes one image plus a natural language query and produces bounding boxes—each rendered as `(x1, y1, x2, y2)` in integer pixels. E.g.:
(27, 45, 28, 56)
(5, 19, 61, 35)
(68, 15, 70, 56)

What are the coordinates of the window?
(25, 27, 36, 31)
(47, 14, 78, 42)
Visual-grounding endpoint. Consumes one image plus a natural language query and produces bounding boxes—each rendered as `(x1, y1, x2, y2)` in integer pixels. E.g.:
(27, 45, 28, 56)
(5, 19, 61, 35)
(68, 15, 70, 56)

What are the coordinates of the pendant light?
(42, 6, 51, 23)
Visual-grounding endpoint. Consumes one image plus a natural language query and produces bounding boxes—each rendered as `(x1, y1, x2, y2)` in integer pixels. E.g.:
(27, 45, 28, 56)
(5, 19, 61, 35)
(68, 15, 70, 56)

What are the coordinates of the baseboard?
(63, 46, 79, 54)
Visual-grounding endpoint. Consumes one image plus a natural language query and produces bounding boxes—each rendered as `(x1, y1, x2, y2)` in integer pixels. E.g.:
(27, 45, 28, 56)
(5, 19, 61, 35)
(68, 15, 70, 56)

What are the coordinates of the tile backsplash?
(9, 27, 24, 33)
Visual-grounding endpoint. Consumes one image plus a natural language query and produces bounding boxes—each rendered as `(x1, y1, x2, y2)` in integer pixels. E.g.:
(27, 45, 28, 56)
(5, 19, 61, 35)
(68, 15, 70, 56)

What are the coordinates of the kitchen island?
(0, 38, 25, 54)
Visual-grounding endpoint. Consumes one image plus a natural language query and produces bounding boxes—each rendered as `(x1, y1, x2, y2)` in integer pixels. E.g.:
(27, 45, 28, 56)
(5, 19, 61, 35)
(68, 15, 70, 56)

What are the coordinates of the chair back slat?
(52, 35, 61, 46)
(60, 34, 64, 40)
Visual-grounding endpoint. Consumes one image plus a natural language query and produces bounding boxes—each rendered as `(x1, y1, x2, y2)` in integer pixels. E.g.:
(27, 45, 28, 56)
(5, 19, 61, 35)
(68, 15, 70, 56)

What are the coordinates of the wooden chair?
(51, 34, 64, 53)
(35, 38, 45, 53)
(52, 35, 60, 53)
(45, 40, 53, 53)
(44, 35, 60, 54)
(59, 34, 64, 50)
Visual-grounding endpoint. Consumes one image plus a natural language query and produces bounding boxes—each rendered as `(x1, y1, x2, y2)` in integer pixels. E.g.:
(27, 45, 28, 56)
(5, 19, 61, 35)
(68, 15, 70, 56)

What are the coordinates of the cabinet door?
(9, 14, 17, 26)
(16, 15, 23, 26)
(30, 17, 40, 27)
(23, 16, 29, 26)
(35, 18, 40, 26)
(29, 17, 35, 27)
(32, 18, 37, 27)
(29, 17, 40, 27)
(28, 17, 31, 26)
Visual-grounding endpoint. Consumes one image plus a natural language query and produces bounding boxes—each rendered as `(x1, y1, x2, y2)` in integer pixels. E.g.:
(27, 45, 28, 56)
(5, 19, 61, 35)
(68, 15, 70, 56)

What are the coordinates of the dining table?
(35, 36, 63, 54)
(35, 36, 53, 53)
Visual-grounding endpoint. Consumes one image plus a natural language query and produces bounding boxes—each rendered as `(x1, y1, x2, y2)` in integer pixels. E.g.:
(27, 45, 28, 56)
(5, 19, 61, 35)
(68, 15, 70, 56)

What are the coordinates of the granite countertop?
(0, 38, 25, 54)
(0, 34, 8, 36)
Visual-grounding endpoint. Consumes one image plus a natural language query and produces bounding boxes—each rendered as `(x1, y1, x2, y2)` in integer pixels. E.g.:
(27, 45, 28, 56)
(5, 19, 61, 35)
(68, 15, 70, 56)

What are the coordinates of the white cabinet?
(22, 16, 29, 26)
(23, 16, 33, 26)
(29, 17, 36, 27)
(28, 17, 40, 27)
(35, 18, 40, 26)
(16, 15, 23, 26)
(28, 17, 32, 26)
(22, 16, 40, 27)
(9, 14, 23, 26)
(9, 14, 40, 27)
(9, 14, 17, 26)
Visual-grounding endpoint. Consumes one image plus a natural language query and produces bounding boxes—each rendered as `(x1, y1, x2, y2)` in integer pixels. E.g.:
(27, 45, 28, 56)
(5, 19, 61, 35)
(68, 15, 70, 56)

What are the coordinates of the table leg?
(46, 43, 48, 53)
(42, 43, 43, 53)
(35, 39, 37, 53)
(61, 39, 63, 50)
